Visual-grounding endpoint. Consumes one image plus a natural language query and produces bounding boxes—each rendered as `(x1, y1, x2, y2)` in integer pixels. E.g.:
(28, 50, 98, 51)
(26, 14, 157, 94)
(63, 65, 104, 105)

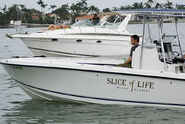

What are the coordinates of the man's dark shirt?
(92, 16, 100, 21)
(130, 44, 139, 57)
(92, 16, 100, 24)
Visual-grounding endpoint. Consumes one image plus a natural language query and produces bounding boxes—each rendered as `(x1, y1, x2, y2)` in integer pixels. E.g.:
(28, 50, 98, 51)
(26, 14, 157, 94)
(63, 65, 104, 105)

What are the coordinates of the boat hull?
(2, 61, 185, 108)
(18, 35, 131, 57)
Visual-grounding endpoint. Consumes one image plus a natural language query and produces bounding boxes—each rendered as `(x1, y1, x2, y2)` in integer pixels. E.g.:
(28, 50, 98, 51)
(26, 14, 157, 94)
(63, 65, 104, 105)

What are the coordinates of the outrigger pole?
(175, 18, 183, 56)
(139, 15, 146, 69)
(157, 16, 167, 71)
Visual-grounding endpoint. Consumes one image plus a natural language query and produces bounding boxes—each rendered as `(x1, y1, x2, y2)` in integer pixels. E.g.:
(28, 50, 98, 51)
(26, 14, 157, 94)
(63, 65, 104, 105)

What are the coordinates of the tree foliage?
(0, 0, 182, 26)
(102, 8, 111, 12)
(54, 4, 69, 20)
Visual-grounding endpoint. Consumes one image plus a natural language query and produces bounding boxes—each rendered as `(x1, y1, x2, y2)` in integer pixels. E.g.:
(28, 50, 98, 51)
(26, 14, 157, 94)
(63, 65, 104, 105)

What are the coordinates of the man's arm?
(124, 56, 132, 64)
(182, 54, 185, 58)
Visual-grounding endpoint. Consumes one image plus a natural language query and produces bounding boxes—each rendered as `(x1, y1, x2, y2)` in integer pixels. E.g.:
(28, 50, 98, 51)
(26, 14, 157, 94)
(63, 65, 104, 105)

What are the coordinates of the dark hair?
(131, 35, 139, 43)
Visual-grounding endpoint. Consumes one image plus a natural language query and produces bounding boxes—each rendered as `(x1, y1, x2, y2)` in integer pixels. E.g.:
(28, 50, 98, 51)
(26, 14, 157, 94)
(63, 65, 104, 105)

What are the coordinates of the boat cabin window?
(72, 15, 126, 29)
(100, 15, 125, 29)
(106, 15, 124, 23)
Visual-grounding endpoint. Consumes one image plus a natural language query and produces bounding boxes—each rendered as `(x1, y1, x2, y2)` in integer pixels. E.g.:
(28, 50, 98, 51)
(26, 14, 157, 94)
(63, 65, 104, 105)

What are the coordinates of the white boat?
(10, 12, 133, 57)
(2, 9, 185, 108)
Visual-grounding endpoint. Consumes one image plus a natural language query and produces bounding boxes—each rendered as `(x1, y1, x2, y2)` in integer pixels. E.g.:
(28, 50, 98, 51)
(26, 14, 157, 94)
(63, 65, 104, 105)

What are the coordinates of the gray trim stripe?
(15, 79, 185, 107)
(29, 47, 98, 57)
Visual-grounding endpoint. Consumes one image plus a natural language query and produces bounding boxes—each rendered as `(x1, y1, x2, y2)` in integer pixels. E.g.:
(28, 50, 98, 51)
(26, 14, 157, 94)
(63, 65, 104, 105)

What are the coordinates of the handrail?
(175, 18, 183, 56)
(147, 23, 152, 43)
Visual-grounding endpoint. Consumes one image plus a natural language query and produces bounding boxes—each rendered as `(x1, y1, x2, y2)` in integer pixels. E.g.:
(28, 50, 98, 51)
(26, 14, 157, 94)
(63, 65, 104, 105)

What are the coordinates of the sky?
(0, 0, 185, 13)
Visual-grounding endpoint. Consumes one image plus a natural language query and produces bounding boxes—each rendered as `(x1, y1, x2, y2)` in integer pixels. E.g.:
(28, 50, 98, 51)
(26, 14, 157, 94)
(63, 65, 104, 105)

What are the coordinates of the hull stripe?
(14, 79, 185, 107)
(29, 47, 98, 57)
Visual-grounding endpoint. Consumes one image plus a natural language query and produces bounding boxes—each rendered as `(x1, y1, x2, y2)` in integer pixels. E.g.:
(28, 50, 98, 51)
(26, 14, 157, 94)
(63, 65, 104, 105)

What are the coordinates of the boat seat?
(132, 44, 164, 71)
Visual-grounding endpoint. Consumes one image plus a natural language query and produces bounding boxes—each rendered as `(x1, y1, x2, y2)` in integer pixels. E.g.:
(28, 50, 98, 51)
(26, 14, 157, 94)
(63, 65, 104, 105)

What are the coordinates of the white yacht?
(2, 9, 185, 108)
(10, 12, 133, 57)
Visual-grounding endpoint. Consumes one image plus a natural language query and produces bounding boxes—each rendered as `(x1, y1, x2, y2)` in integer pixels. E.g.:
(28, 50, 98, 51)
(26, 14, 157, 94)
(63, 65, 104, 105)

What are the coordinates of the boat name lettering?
(137, 81, 154, 89)
(107, 78, 126, 86)
(106, 78, 154, 92)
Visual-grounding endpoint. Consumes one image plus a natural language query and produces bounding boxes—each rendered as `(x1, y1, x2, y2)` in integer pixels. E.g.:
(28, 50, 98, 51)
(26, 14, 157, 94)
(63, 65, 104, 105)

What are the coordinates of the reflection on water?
(2, 100, 185, 124)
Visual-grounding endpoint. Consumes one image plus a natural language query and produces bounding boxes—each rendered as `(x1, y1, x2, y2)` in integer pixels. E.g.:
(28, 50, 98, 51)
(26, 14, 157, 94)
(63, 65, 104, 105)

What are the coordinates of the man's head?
(93, 13, 98, 18)
(131, 35, 139, 45)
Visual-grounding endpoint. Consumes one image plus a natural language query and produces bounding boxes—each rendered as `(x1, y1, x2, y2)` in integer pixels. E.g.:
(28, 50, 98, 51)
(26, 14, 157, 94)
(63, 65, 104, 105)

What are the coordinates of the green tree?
(165, 1, 173, 9)
(154, 2, 163, 9)
(70, 0, 88, 16)
(70, 0, 89, 23)
(30, 9, 42, 23)
(19, 4, 26, 11)
(102, 8, 111, 12)
(88, 5, 99, 13)
(144, 0, 154, 8)
(54, 4, 69, 20)
(21, 8, 40, 23)
(77, 0, 88, 14)
(37, 0, 44, 13)
(6, 4, 19, 21)
(177, 5, 185, 9)
(41, 3, 47, 23)
(1, 4, 20, 25)
(16, 4, 28, 23)
(70, 3, 79, 23)
(112, 7, 119, 11)
(1, 5, 7, 13)
(44, 16, 55, 24)
(49, 5, 57, 13)
(0, 12, 7, 25)
(41, 3, 47, 13)
(120, 5, 131, 10)
(132, 2, 144, 9)
(37, 0, 47, 23)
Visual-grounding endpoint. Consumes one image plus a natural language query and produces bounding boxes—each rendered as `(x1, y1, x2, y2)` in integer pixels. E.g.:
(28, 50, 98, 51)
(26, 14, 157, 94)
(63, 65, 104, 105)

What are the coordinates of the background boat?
(10, 13, 133, 57)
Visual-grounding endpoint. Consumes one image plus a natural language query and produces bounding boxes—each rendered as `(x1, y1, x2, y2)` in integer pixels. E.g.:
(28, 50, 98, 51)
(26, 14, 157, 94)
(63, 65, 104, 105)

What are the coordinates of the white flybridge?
(2, 9, 185, 108)
(10, 12, 133, 57)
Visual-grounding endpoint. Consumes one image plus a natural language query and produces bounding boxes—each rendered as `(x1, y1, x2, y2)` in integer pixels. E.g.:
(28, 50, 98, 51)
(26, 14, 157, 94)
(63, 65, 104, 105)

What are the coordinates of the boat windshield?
(72, 19, 101, 27)
(72, 15, 125, 29)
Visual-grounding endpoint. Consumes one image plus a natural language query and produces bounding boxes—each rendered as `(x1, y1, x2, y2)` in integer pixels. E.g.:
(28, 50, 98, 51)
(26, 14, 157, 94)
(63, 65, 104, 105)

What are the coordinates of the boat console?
(153, 41, 185, 64)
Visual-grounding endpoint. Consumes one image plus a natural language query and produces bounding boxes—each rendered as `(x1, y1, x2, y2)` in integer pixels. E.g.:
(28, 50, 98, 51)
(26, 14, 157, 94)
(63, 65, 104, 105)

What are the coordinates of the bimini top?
(120, 9, 185, 17)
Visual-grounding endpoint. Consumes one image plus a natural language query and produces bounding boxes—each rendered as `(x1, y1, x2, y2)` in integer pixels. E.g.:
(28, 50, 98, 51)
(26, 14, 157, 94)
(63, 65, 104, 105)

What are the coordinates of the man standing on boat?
(117, 35, 140, 68)
(91, 13, 100, 25)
